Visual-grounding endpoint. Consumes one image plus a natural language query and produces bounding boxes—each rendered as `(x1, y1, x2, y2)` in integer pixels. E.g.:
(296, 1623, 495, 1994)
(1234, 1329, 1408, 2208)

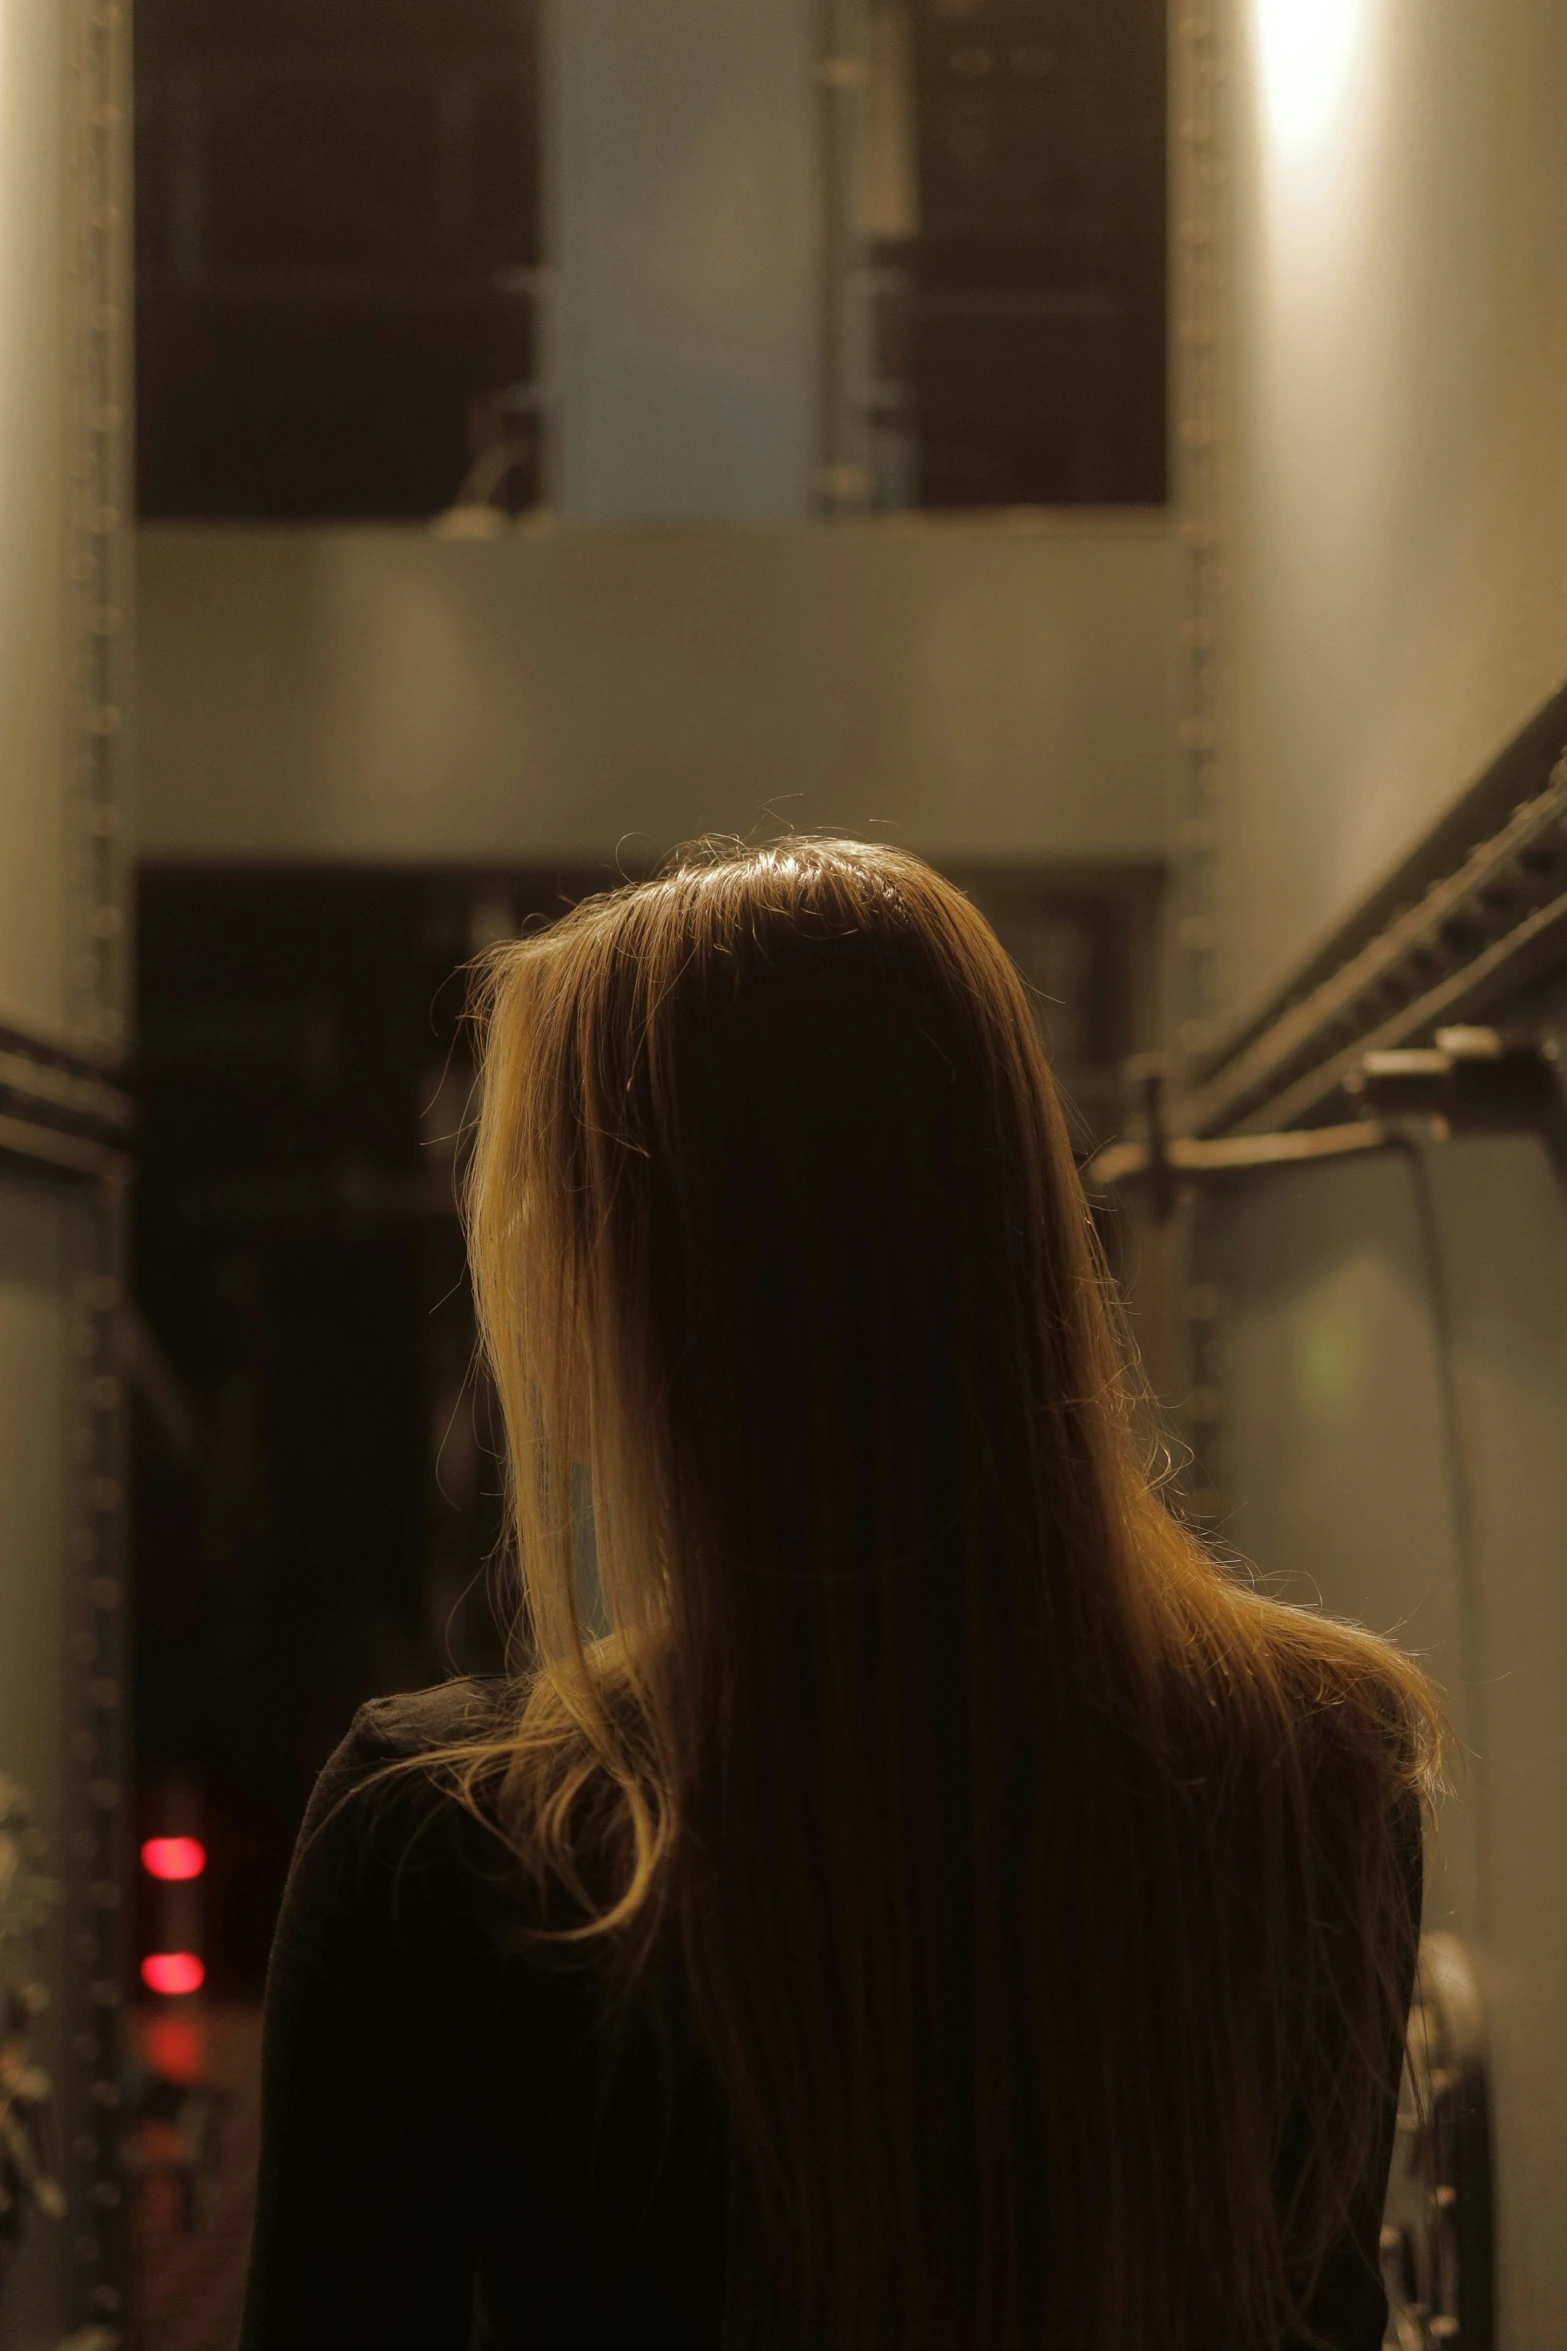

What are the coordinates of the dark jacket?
(241, 1678, 1417, 2350)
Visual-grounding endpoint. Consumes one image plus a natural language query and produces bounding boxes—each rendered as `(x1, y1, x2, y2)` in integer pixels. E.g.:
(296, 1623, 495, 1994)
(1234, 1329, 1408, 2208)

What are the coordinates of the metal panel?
(0, 1179, 70, 2351)
(1417, 1136, 1567, 2351)
(134, 515, 1175, 862)
(0, 0, 132, 1062)
(0, 1170, 129, 2351)
(1200, 1148, 1483, 1930)
(1200, 1132, 1567, 2351)
(0, 0, 69, 1041)
(0, 0, 132, 2338)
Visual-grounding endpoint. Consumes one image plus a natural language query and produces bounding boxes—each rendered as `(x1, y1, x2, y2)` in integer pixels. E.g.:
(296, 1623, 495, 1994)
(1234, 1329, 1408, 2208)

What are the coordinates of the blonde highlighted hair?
(445, 838, 1438, 2350)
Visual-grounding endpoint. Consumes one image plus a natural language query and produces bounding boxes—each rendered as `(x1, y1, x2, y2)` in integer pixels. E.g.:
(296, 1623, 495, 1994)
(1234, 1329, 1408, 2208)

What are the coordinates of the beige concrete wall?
(0, 0, 69, 1039)
(135, 514, 1175, 863)
(1211, 0, 1567, 1026)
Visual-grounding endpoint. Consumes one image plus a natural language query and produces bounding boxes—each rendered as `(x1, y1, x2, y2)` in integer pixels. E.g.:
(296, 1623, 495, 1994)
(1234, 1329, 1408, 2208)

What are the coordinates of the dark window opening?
(135, 0, 542, 520)
(865, 0, 1167, 508)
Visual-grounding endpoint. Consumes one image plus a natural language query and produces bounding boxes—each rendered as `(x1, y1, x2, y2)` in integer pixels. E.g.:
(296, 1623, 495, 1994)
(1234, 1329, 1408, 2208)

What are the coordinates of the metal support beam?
(1090, 1031, 1567, 1203)
(1176, 755, 1567, 1141)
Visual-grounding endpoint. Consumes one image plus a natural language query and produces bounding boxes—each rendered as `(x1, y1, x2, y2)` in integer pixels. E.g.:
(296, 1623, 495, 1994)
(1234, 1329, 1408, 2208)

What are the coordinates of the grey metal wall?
(1200, 1133, 1567, 2351)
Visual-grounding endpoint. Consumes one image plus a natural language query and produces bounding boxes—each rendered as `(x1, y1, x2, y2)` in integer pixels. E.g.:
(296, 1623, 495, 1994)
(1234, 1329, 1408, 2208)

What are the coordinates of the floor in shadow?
(132, 2001, 263, 2351)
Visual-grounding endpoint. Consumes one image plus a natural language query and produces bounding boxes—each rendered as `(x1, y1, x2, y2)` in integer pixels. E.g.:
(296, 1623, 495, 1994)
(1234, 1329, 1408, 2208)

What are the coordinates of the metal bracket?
(0, 1023, 132, 1188)
(1088, 1030, 1567, 1213)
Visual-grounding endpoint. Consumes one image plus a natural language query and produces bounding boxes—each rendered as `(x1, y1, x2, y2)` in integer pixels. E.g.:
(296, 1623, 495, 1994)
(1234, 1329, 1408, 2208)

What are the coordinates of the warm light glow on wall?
(1254, 0, 1369, 160)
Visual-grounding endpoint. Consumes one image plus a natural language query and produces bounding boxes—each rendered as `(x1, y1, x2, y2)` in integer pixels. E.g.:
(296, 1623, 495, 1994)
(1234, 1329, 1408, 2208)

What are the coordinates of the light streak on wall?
(1253, 0, 1370, 165)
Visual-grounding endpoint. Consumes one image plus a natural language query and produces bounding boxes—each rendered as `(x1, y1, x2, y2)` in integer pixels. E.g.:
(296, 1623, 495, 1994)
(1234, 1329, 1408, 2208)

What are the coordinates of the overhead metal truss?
(1089, 742, 1567, 1195)
(1183, 755, 1567, 1139)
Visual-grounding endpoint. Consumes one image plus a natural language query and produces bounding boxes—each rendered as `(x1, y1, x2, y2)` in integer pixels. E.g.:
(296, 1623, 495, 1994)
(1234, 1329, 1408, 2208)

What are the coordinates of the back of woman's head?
(464, 838, 1439, 2351)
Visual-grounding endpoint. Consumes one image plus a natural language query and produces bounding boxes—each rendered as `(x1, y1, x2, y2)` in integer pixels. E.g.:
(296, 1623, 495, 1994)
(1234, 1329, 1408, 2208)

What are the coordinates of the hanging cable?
(1402, 1138, 1493, 1937)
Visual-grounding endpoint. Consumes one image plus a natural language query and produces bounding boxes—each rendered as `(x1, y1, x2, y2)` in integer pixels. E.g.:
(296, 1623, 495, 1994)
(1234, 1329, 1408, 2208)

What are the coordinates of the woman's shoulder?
(261, 1682, 630, 2194)
(287, 1679, 530, 1943)
(329, 1674, 519, 1773)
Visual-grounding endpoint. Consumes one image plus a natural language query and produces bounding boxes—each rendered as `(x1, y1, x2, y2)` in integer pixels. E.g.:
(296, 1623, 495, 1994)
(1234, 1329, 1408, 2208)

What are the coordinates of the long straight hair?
(455, 838, 1439, 2351)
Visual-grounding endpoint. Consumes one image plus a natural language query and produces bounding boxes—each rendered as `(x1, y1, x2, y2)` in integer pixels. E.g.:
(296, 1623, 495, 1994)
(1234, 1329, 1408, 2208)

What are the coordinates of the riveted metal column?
(0, 0, 133, 2339)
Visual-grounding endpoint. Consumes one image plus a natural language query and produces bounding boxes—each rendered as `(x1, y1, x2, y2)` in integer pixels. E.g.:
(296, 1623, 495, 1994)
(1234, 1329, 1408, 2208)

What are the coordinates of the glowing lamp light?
(1254, 0, 1367, 161)
(141, 1951, 205, 1996)
(141, 1835, 207, 1881)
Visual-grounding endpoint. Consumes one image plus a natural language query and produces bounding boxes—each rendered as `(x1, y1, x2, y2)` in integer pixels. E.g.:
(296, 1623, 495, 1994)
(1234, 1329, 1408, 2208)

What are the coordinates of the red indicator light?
(141, 1836, 206, 1882)
(140, 1952, 205, 1996)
